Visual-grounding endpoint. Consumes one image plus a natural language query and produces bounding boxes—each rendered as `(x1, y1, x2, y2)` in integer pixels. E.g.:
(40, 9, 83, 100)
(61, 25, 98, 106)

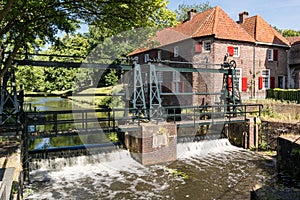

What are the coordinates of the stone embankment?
(0, 140, 22, 200)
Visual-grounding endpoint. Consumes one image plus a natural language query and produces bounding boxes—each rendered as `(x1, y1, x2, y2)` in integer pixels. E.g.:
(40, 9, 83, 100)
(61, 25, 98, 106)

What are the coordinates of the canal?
(23, 97, 281, 199)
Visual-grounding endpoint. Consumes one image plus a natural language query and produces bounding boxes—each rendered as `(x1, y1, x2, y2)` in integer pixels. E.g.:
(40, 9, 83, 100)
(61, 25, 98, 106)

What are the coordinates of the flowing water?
(24, 139, 277, 200)
(24, 97, 278, 199)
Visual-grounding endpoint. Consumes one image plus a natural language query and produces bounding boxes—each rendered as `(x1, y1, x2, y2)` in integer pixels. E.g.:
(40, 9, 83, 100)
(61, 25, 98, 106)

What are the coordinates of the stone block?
(124, 123, 177, 165)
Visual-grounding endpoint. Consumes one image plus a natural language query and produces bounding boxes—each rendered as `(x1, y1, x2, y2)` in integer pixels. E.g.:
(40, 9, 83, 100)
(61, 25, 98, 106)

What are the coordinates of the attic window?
(203, 40, 211, 52)
(174, 46, 179, 57)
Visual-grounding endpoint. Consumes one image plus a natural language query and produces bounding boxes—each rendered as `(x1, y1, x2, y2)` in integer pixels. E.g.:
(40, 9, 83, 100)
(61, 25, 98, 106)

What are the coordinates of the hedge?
(267, 88, 300, 103)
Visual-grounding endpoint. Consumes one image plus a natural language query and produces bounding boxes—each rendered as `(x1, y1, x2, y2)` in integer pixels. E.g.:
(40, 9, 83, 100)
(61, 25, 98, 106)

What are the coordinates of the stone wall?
(277, 136, 300, 181)
(260, 120, 300, 150)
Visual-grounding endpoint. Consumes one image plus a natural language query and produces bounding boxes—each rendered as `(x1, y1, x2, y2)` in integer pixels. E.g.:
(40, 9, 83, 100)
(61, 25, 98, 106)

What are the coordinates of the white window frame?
(267, 49, 274, 61)
(203, 40, 211, 52)
(278, 75, 286, 89)
(156, 71, 163, 92)
(261, 69, 270, 90)
(233, 46, 240, 57)
(144, 53, 150, 63)
(174, 46, 179, 57)
(235, 68, 242, 91)
(134, 56, 139, 63)
(157, 50, 162, 60)
(172, 71, 181, 93)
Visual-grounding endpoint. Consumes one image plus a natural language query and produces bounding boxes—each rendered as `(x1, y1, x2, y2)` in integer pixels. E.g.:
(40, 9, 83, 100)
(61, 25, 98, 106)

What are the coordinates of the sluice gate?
(0, 56, 264, 182)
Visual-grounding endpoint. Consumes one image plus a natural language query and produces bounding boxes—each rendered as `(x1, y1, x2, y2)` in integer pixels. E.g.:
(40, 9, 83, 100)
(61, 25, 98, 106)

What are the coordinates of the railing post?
(54, 113, 58, 135)
(113, 109, 116, 130)
(82, 112, 84, 129)
(22, 112, 30, 182)
(85, 112, 88, 131)
(108, 109, 111, 132)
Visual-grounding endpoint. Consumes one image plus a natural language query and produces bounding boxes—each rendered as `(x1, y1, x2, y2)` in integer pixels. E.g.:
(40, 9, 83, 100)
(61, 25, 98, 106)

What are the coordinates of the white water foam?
(26, 138, 248, 200)
(177, 138, 240, 159)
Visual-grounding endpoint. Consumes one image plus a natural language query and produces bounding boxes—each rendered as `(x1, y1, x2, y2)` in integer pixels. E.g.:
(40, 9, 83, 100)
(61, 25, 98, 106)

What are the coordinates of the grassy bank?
(68, 85, 125, 108)
(244, 99, 300, 122)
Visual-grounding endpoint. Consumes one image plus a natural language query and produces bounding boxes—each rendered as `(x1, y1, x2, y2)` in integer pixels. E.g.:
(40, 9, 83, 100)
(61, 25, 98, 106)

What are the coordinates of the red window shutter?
(273, 50, 278, 61)
(154, 51, 158, 58)
(170, 82, 174, 92)
(227, 77, 232, 91)
(270, 77, 275, 88)
(259, 76, 263, 90)
(242, 77, 248, 92)
(181, 81, 185, 93)
(228, 46, 234, 56)
(194, 43, 202, 53)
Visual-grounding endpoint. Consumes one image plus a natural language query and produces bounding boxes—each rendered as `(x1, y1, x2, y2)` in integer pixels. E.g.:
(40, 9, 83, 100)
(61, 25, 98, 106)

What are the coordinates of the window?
(233, 47, 240, 57)
(228, 46, 240, 57)
(174, 46, 179, 57)
(144, 54, 149, 63)
(134, 56, 139, 63)
(157, 50, 162, 60)
(157, 71, 163, 92)
(203, 40, 211, 52)
(278, 76, 285, 89)
(267, 49, 273, 61)
(172, 71, 181, 93)
(261, 69, 270, 89)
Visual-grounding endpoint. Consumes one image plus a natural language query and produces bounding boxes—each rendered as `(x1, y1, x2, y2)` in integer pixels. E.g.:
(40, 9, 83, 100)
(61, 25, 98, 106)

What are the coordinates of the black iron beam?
(13, 59, 133, 70)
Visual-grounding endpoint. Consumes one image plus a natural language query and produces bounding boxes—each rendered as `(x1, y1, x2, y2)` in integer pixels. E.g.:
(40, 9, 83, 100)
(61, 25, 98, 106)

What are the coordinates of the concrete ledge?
(0, 167, 15, 200)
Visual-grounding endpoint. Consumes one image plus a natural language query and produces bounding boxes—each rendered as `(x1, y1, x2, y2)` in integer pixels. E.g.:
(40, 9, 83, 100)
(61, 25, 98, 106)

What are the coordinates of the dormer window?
(174, 46, 179, 57)
(203, 40, 211, 52)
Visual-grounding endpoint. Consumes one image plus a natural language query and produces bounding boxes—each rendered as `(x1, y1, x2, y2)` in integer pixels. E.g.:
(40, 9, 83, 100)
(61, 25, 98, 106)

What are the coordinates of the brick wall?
(133, 37, 288, 105)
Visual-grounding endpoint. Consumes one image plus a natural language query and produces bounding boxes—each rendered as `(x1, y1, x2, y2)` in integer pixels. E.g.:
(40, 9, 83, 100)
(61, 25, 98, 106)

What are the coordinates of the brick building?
(286, 36, 300, 89)
(129, 6, 290, 106)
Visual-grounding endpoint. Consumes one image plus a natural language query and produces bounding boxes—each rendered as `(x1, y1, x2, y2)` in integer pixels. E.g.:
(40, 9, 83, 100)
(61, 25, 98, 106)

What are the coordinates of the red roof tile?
(130, 6, 290, 56)
(169, 6, 255, 42)
(241, 15, 290, 46)
(286, 36, 300, 45)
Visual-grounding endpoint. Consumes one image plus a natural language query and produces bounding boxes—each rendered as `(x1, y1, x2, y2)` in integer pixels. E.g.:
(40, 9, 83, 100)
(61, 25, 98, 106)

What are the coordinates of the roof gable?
(172, 6, 255, 42)
(241, 15, 290, 46)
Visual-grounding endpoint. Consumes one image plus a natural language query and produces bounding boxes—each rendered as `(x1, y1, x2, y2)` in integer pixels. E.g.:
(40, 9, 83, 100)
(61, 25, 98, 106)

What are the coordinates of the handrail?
(23, 104, 263, 135)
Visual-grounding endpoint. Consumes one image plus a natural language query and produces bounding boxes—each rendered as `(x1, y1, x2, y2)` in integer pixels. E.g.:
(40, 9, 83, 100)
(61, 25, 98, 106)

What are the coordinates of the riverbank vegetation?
(244, 99, 300, 121)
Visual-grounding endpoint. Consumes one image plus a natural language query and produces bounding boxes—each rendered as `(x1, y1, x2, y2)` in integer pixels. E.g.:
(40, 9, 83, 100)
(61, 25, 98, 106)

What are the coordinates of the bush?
(267, 88, 300, 103)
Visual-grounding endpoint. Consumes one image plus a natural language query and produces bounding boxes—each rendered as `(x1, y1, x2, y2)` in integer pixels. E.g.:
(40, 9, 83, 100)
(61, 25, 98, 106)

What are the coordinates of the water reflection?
(25, 97, 74, 111)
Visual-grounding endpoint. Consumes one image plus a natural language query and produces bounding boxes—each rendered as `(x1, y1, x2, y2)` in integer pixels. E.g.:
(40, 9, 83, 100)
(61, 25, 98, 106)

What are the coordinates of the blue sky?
(168, 0, 300, 30)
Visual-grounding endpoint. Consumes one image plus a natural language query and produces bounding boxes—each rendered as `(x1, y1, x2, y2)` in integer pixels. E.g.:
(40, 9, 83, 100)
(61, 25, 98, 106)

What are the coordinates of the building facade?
(129, 6, 290, 106)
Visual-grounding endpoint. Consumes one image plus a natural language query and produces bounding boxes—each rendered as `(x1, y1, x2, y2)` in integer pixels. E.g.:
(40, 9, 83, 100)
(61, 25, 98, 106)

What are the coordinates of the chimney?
(238, 11, 249, 24)
(187, 9, 197, 21)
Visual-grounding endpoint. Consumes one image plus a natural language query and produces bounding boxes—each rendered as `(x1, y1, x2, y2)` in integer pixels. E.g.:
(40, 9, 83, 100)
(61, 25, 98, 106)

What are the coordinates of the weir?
(0, 56, 264, 184)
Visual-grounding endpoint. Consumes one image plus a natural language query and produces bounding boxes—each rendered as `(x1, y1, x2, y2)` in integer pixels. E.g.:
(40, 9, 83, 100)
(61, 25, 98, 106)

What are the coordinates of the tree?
(0, 0, 177, 79)
(175, 2, 212, 22)
(282, 29, 300, 37)
(273, 27, 300, 37)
